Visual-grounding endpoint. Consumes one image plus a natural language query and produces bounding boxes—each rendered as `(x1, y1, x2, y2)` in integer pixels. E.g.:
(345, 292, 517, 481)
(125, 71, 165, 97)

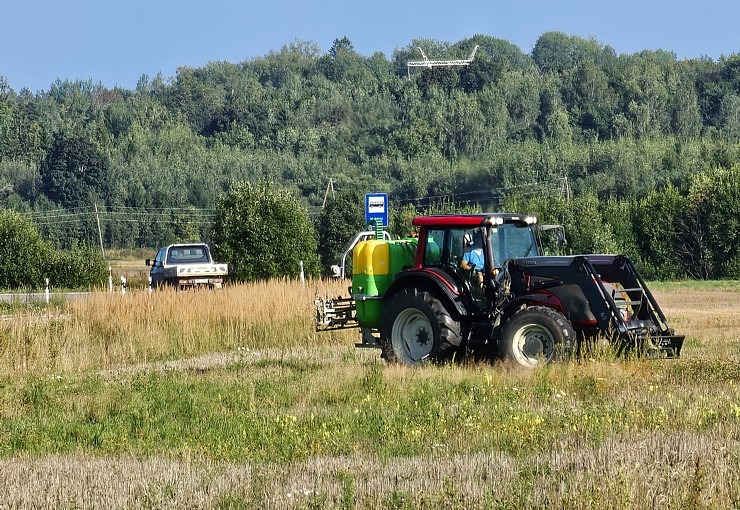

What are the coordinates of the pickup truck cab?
(146, 243, 229, 289)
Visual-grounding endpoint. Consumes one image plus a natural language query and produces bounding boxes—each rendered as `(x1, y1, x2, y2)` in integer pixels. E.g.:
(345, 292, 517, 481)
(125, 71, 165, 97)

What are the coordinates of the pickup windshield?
(166, 246, 211, 264)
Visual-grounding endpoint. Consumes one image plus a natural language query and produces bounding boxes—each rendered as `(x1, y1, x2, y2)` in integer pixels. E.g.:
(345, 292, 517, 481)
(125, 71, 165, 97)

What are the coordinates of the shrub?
(212, 179, 320, 281)
(46, 247, 108, 290)
(0, 210, 107, 290)
(0, 210, 52, 289)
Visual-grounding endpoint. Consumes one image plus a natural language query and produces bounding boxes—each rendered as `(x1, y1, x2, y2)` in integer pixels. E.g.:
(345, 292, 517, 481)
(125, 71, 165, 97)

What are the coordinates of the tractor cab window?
(424, 226, 489, 309)
(424, 228, 478, 269)
(425, 227, 488, 272)
(453, 228, 482, 269)
(424, 229, 445, 265)
(490, 224, 539, 266)
(454, 227, 488, 308)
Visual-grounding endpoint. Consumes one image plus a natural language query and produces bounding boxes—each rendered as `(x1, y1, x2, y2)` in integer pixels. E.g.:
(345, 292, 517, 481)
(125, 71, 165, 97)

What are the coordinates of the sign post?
(365, 193, 388, 238)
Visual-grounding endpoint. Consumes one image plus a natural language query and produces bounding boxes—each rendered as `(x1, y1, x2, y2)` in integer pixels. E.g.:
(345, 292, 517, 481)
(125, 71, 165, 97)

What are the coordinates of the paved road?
(0, 292, 91, 304)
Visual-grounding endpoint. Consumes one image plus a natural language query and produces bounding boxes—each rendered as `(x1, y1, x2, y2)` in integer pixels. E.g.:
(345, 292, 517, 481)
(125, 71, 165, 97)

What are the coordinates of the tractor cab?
(413, 214, 541, 309)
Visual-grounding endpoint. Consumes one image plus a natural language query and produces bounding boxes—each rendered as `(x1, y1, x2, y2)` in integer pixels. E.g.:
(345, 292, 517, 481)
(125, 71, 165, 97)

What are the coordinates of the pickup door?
(149, 246, 168, 287)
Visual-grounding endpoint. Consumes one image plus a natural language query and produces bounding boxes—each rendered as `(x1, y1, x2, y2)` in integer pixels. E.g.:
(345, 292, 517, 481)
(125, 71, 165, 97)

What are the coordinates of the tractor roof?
(412, 213, 538, 228)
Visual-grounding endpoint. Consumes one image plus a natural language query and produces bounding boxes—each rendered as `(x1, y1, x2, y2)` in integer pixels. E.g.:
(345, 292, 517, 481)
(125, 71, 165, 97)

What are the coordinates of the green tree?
(211, 180, 320, 281)
(532, 32, 604, 73)
(631, 185, 686, 279)
(670, 69, 702, 140)
(315, 189, 365, 275)
(500, 69, 541, 140)
(46, 247, 107, 289)
(688, 165, 740, 278)
(719, 93, 740, 140)
(0, 210, 51, 288)
(40, 131, 109, 208)
(0, 209, 107, 289)
(416, 67, 460, 97)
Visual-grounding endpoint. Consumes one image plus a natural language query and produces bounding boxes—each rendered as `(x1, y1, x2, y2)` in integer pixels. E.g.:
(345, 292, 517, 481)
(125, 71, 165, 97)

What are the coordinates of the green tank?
(352, 238, 417, 328)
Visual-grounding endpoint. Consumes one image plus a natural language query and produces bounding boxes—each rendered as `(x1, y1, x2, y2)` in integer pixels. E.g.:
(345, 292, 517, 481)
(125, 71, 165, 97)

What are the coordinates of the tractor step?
(355, 328, 382, 349)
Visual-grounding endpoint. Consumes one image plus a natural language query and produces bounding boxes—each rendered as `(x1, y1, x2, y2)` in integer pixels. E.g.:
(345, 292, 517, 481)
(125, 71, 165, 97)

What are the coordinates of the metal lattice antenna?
(407, 45, 479, 78)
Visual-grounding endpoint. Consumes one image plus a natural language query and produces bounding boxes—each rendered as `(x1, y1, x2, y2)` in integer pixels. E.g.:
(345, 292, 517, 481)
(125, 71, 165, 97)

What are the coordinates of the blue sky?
(2, 0, 739, 92)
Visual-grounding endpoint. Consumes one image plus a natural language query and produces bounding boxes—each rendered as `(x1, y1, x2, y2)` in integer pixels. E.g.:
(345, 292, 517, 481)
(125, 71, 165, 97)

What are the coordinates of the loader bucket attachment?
(585, 255, 684, 357)
(508, 255, 684, 358)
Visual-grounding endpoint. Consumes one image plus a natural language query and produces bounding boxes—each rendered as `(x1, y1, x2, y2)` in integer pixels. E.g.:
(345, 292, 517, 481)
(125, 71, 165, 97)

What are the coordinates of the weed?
(360, 361, 386, 395)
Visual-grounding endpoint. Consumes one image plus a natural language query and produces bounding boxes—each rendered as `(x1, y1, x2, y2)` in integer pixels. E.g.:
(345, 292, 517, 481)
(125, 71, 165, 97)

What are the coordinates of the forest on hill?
(0, 32, 738, 280)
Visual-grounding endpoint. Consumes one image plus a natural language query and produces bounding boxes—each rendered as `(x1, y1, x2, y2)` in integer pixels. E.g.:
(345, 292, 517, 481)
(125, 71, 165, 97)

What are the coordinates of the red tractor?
(316, 213, 684, 368)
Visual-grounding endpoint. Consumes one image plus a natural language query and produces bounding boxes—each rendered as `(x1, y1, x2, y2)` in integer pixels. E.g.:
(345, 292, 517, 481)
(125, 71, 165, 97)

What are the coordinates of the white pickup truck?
(146, 243, 230, 289)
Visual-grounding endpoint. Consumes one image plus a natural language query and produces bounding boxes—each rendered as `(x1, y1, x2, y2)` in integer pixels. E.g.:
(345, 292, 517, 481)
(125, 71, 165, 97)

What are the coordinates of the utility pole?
(321, 178, 335, 210)
(560, 176, 572, 202)
(94, 203, 105, 258)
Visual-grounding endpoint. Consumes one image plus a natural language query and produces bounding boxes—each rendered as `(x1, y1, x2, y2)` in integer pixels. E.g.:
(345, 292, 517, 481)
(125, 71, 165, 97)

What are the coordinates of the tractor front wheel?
(380, 288, 461, 366)
(500, 306, 575, 368)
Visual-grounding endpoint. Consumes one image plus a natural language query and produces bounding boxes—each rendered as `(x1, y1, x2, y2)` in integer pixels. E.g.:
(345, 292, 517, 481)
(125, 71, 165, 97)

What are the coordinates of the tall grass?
(0, 279, 351, 376)
(0, 280, 738, 508)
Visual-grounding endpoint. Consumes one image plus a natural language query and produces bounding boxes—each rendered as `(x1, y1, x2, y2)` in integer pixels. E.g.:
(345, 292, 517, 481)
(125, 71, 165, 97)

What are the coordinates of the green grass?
(647, 278, 740, 292)
(0, 281, 738, 508)
(1, 353, 738, 508)
(0, 299, 54, 315)
(2, 354, 738, 461)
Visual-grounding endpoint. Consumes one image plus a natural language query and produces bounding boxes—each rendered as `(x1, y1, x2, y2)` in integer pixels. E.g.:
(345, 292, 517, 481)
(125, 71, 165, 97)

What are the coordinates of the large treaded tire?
(500, 306, 575, 368)
(380, 288, 462, 366)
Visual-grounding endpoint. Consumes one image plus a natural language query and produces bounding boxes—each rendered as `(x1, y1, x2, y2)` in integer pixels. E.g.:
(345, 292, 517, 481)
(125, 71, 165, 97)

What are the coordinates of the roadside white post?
(299, 260, 305, 284)
(148, 276, 153, 293)
(120, 276, 127, 295)
(108, 266, 113, 293)
(45, 278, 50, 304)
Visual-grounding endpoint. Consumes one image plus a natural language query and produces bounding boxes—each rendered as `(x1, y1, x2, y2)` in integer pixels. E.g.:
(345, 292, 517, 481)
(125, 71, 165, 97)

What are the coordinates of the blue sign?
(365, 193, 388, 227)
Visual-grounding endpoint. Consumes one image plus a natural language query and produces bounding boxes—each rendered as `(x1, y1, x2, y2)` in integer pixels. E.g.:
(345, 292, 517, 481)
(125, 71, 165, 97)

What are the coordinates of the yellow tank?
(352, 238, 417, 328)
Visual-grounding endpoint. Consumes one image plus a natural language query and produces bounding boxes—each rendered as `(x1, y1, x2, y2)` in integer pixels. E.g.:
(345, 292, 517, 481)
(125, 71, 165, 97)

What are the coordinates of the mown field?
(0, 279, 738, 509)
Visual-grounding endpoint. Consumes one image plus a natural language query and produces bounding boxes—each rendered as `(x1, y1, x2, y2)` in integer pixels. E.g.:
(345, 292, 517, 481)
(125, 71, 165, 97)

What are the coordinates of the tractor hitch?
(315, 295, 358, 331)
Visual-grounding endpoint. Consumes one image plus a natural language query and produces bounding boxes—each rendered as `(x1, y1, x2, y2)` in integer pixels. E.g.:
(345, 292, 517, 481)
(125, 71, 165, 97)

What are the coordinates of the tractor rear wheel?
(500, 306, 575, 368)
(380, 288, 461, 366)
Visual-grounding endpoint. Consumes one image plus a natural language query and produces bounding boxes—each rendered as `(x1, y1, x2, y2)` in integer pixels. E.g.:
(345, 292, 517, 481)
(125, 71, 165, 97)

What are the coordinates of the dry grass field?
(0, 279, 738, 509)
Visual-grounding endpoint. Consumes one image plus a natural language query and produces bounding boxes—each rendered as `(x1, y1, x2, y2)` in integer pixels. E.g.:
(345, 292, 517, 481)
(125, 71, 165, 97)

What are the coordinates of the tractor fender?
(502, 293, 565, 320)
(384, 269, 469, 317)
(503, 287, 597, 328)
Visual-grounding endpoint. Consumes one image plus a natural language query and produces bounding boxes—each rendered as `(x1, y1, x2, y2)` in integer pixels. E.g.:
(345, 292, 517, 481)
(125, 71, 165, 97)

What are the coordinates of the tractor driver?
(460, 231, 486, 284)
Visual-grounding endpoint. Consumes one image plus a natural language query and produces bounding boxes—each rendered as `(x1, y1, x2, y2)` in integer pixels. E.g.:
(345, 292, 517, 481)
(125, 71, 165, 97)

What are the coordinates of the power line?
(388, 177, 565, 210)
(19, 176, 566, 227)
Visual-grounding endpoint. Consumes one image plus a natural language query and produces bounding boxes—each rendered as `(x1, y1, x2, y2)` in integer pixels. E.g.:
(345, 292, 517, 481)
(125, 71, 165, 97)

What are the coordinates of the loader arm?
(507, 255, 684, 357)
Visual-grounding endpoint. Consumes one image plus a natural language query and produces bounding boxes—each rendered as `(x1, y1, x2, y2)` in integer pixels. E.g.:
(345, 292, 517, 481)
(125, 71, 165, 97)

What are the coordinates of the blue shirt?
(463, 248, 485, 271)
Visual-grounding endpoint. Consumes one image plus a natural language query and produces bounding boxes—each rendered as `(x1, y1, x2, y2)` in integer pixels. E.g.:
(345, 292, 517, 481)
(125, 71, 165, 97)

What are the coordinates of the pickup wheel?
(380, 288, 461, 366)
(500, 306, 575, 368)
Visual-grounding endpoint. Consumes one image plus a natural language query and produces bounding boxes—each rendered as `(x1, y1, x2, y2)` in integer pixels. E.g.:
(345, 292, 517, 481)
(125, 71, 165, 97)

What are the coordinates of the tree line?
(0, 32, 739, 286)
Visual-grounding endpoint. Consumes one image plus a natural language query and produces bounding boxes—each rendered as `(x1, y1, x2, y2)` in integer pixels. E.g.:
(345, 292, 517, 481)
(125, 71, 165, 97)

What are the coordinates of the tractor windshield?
(489, 223, 539, 265)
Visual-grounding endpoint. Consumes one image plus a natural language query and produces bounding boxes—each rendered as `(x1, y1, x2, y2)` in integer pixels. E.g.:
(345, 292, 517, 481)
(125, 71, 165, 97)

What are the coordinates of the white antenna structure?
(406, 45, 479, 78)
